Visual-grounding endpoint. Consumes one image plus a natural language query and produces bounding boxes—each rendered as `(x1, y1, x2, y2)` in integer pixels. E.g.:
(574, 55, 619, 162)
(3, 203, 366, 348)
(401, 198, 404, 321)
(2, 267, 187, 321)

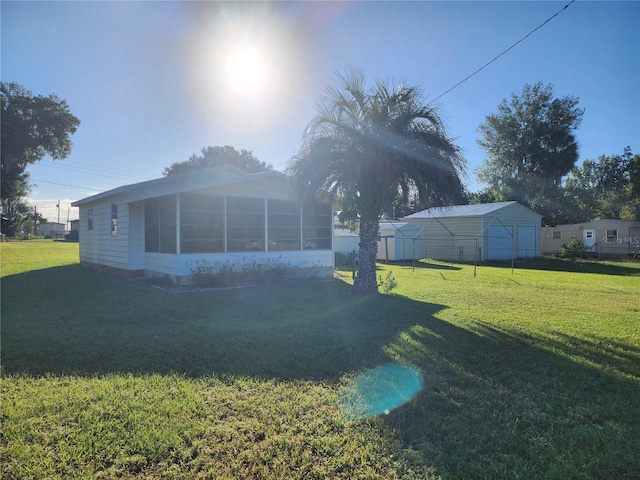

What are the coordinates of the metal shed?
(377, 222, 421, 261)
(402, 201, 543, 262)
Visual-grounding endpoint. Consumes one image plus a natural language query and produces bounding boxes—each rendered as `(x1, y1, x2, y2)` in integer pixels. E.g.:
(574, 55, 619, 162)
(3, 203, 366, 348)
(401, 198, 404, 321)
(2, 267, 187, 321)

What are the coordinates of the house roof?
(403, 201, 542, 219)
(72, 164, 288, 207)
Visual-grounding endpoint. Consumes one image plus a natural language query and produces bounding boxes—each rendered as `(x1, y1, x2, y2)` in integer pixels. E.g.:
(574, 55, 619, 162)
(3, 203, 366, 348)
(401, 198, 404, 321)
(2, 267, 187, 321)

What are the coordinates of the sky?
(2, 1, 639, 224)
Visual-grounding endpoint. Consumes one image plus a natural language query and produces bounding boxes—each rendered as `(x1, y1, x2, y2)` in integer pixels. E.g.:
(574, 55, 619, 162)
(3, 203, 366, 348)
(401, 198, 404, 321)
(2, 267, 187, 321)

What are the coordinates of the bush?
(557, 237, 586, 261)
(378, 271, 398, 294)
(189, 260, 293, 287)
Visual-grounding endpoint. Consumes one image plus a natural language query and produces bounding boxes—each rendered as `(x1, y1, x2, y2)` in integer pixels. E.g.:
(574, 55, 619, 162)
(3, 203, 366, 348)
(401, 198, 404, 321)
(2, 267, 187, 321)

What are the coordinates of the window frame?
(111, 203, 118, 236)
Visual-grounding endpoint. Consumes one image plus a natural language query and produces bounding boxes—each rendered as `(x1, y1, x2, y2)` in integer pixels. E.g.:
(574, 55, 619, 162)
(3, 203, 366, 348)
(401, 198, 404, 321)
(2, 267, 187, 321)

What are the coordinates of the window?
(226, 197, 265, 252)
(88, 209, 93, 231)
(144, 196, 176, 253)
(302, 202, 332, 250)
(606, 229, 618, 242)
(268, 199, 301, 251)
(111, 204, 118, 236)
(180, 193, 225, 253)
(552, 231, 561, 240)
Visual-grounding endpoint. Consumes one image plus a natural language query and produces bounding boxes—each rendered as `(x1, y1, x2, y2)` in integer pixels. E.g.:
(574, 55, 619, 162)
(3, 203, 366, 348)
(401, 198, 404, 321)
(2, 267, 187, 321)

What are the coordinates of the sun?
(225, 44, 270, 96)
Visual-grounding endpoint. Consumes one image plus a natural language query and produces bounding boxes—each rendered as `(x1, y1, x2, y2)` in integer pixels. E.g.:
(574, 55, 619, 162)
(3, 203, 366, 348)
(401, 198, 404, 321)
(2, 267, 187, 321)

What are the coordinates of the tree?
(565, 147, 638, 221)
(1, 82, 80, 236)
(287, 69, 466, 293)
(163, 145, 272, 176)
(476, 83, 584, 210)
(626, 150, 640, 201)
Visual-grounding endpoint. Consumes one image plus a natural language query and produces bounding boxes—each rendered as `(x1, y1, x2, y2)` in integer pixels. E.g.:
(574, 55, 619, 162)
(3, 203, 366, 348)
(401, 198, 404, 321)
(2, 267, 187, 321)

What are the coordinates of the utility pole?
(57, 199, 60, 223)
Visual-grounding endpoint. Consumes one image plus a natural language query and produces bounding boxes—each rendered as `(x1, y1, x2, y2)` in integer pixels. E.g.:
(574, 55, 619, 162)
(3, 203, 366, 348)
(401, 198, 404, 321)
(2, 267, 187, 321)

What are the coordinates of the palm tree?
(288, 69, 466, 293)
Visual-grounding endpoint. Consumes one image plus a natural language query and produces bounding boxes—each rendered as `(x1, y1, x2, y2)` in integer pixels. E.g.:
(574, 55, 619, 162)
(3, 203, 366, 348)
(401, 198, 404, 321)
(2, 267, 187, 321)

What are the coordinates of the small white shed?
(334, 226, 360, 255)
(377, 222, 421, 261)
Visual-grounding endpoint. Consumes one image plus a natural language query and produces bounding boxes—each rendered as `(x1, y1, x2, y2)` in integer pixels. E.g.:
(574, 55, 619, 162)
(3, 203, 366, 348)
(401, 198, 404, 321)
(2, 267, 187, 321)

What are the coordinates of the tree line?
(473, 82, 639, 225)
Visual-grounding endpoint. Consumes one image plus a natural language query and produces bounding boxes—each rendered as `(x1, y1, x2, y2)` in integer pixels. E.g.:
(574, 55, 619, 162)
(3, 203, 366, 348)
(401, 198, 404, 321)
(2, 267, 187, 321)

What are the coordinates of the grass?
(1, 240, 639, 479)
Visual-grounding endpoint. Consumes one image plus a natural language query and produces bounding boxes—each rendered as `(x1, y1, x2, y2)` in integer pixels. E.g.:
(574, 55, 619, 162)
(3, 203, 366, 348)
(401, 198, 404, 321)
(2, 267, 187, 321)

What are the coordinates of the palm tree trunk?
(353, 218, 379, 293)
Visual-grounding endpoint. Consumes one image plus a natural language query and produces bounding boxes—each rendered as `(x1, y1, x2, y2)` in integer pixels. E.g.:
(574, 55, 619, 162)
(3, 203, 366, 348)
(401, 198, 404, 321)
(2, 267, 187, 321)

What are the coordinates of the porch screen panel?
(302, 202, 332, 250)
(226, 197, 265, 252)
(144, 198, 160, 252)
(144, 196, 176, 253)
(180, 193, 224, 253)
(268, 199, 301, 251)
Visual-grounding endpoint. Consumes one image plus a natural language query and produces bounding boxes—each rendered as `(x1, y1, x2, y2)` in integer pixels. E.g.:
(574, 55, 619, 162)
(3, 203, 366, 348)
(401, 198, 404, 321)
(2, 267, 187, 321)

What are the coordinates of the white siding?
(334, 234, 360, 255)
(78, 197, 130, 270)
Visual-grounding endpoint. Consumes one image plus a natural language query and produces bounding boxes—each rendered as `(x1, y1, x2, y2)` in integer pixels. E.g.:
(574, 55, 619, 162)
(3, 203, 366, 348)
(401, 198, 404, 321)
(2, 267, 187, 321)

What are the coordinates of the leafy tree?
(288, 69, 466, 293)
(1, 82, 80, 236)
(476, 82, 584, 212)
(163, 145, 272, 176)
(626, 151, 640, 220)
(565, 147, 638, 221)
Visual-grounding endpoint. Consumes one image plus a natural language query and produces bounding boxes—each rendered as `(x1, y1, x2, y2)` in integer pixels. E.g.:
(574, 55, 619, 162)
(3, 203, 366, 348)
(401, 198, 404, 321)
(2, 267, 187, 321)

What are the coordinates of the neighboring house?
(377, 222, 421, 261)
(38, 222, 66, 239)
(71, 165, 334, 285)
(541, 219, 640, 257)
(402, 201, 543, 262)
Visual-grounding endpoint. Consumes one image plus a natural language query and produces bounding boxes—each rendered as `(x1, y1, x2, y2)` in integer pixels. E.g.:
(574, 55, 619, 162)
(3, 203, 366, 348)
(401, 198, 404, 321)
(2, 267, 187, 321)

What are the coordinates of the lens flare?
(340, 363, 424, 420)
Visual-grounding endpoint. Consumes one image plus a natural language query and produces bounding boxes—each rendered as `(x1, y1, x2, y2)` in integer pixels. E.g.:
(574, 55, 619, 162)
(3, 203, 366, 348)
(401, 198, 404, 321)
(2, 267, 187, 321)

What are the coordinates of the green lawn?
(2, 240, 639, 479)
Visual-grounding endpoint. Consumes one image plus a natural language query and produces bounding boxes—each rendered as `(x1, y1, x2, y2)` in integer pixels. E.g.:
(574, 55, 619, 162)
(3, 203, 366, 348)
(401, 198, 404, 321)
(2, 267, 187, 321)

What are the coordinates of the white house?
(71, 165, 334, 284)
(402, 201, 543, 262)
(541, 219, 640, 257)
(377, 222, 421, 261)
(37, 222, 66, 239)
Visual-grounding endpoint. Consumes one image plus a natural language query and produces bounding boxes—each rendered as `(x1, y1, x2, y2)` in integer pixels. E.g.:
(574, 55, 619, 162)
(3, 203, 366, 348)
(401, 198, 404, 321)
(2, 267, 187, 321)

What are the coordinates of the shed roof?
(379, 222, 419, 231)
(334, 227, 360, 237)
(403, 201, 541, 219)
(72, 164, 287, 207)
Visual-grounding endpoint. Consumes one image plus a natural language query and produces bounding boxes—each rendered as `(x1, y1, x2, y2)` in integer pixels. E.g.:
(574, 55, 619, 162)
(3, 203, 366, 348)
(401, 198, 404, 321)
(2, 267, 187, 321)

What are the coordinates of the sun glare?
(225, 44, 270, 96)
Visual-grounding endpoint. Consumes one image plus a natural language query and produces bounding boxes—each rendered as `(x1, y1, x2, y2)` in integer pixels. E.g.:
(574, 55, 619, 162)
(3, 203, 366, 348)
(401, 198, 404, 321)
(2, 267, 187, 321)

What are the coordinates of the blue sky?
(2, 1, 639, 222)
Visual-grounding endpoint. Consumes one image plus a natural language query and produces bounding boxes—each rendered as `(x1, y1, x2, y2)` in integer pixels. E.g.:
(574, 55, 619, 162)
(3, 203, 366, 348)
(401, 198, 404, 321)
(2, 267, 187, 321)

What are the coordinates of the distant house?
(377, 222, 421, 261)
(71, 165, 334, 285)
(402, 201, 543, 262)
(37, 222, 66, 239)
(541, 219, 640, 257)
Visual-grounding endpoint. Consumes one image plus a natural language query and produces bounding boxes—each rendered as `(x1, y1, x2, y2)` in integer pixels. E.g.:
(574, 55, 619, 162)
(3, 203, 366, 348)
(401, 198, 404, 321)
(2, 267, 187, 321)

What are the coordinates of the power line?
(34, 162, 151, 182)
(31, 179, 100, 192)
(432, 0, 576, 103)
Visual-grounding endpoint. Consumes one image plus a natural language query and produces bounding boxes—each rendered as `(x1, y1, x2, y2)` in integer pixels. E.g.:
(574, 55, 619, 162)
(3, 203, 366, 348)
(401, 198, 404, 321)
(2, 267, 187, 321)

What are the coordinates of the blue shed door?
(518, 226, 537, 258)
(487, 225, 513, 260)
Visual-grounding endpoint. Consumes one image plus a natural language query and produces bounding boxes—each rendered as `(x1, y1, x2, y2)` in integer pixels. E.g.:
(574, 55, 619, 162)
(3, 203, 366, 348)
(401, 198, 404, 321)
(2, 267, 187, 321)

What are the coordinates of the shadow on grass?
(2, 264, 639, 477)
(484, 256, 640, 276)
(393, 259, 462, 271)
(1, 264, 449, 380)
